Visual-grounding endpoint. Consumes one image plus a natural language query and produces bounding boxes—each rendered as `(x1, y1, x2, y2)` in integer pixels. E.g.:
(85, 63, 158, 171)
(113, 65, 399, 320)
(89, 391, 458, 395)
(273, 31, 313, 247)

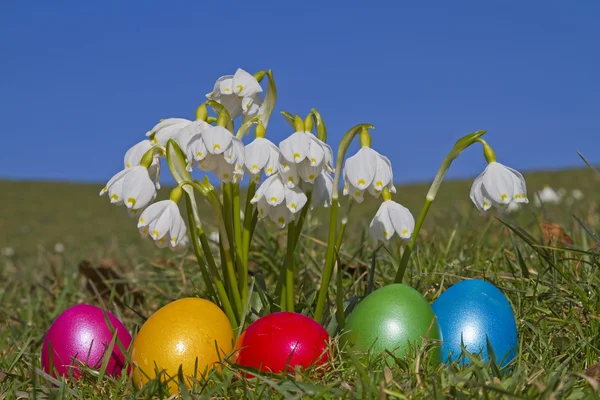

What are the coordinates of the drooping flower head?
(278, 116, 333, 187)
(369, 188, 415, 243)
(138, 199, 187, 250)
(250, 174, 307, 228)
(100, 166, 157, 211)
(469, 140, 528, 211)
(342, 127, 396, 203)
(206, 68, 263, 120)
(244, 122, 280, 183)
(146, 118, 192, 146)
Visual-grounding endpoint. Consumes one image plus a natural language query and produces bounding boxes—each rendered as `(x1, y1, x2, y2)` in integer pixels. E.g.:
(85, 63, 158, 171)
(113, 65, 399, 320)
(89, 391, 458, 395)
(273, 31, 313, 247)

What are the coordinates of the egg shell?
(130, 297, 234, 394)
(41, 304, 132, 379)
(432, 279, 518, 366)
(342, 284, 442, 362)
(234, 312, 330, 375)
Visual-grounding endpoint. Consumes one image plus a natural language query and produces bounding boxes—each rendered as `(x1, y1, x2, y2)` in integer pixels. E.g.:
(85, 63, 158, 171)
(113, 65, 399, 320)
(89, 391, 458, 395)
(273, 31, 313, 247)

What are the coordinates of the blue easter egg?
(432, 279, 518, 366)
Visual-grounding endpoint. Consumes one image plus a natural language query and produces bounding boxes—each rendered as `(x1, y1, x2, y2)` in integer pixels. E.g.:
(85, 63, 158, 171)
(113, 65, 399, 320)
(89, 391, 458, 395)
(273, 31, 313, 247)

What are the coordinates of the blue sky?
(1, 1, 598, 186)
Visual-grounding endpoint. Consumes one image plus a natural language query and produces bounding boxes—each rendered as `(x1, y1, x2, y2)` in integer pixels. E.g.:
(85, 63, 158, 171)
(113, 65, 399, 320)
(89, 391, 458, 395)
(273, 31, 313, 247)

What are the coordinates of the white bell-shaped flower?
(100, 166, 157, 210)
(251, 174, 307, 228)
(470, 161, 528, 211)
(146, 118, 193, 146)
(137, 200, 187, 249)
(244, 137, 280, 183)
(310, 171, 334, 209)
(279, 131, 333, 185)
(193, 125, 245, 183)
(123, 139, 161, 189)
(174, 120, 212, 158)
(533, 186, 561, 207)
(369, 197, 415, 243)
(206, 68, 263, 119)
(343, 147, 396, 203)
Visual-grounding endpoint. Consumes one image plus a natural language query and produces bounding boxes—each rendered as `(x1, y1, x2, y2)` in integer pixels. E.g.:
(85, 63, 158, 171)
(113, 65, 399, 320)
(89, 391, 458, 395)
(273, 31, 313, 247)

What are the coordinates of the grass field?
(1, 165, 599, 399)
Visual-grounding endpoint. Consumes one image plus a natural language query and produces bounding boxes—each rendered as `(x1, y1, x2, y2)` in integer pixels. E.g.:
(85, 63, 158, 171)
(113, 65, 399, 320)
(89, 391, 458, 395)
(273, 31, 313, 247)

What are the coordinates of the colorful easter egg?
(130, 297, 234, 394)
(41, 304, 131, 379)
(342, 284, 442, 362)
(234, 312, 330, 374)
(432, 279, 518, 366)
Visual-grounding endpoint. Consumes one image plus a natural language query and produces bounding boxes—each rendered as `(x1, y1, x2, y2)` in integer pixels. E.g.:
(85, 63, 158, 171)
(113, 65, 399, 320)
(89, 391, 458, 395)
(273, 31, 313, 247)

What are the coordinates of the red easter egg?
(234, 312, 330, 374)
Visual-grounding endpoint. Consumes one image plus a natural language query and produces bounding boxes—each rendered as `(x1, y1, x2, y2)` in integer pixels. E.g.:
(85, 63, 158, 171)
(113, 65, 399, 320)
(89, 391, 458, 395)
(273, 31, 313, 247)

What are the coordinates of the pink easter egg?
(41, 304, 132, 379)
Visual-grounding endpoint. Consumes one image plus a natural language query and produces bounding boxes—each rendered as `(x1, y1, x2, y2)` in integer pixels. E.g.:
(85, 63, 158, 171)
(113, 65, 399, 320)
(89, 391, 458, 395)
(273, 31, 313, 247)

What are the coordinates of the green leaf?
(260, 70, 277, 128)
(311, 108, 328, 142)
(280, 111, 296, 127)
(236, 115, 260, 139)
(165, 139, 192, 185)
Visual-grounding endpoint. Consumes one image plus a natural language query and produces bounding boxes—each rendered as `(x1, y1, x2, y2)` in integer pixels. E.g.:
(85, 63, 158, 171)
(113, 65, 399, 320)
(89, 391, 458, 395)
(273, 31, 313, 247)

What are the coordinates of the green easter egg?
(342, 284, 442, 362)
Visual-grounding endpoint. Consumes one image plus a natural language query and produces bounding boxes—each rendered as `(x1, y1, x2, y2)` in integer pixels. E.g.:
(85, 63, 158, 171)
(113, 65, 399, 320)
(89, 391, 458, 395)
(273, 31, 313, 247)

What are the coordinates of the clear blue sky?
(1, 1, 598, 186)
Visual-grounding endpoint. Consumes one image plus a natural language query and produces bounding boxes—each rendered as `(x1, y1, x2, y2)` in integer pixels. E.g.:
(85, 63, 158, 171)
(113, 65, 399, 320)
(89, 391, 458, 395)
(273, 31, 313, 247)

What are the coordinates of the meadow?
(0, 165, 599, 399)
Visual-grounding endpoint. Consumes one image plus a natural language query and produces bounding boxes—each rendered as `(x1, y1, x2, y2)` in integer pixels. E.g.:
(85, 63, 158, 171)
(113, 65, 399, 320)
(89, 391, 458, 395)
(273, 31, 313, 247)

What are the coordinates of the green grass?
(1, 166, 599, 399)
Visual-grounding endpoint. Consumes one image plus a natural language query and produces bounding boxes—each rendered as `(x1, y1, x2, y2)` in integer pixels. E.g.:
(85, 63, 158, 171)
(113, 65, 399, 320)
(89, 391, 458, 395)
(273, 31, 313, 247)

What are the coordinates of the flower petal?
(232, 68, 263, 97)
(284, 186, 308, 213)
(343, 147, 377, 190)
(121, 167, 157, 210)
(369, 202, 394, 242)
(203, 126, 233, 155)
(124, 140, 153, 169)
(311, 171, 334, 209)
(263, 175, 285, 206)
(298, 159, 323, 183)
(387, 201, 415, 239)
(278, 156, 300, 188)
(279, 132, 310, 164)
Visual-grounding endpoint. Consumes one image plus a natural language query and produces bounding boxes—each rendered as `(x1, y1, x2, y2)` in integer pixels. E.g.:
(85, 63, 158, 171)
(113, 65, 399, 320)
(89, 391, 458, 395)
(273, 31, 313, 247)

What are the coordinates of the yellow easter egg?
(130, 297, 234, 394)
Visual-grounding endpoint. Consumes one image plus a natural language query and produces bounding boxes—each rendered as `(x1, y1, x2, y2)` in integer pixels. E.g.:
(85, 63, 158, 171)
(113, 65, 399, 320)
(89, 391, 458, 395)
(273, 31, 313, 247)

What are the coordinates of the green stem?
(222, 183, 236, 265)
(393, 130, 487, 283)
(242, 181, 257, 267)
(314, 124, 373, 323)
(182, 195, 218, 302)
(184, 193, 237, 328)
(293, 191, 312, 246)
(232, 183, 246, 303)
(314, 200, 339, 323)
(190, 179, 243, 322)
(394, 199, 432, 283)
(335, 201, 353, 252)
(284, 222, 296, 312)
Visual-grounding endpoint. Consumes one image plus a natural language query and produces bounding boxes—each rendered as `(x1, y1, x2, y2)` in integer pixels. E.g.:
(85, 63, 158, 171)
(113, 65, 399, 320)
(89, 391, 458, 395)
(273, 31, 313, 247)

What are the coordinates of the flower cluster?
(100, 67, 528, 255)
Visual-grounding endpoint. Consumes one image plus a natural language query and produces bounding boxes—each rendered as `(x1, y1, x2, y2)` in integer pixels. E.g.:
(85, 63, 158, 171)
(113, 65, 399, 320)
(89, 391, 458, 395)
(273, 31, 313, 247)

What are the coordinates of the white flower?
(137, 200, 187, 249)
(54, 243, 65, 253)
(311, 171, 334, 209)
(470, 161, 528, 211)
(572, 189, 584, 201)
(505, 201, 522, 213)
(244, 137, 280, 183)
(175, 120, 212, 157)
(278, 131, 334, 185)
(206, 68, 263, 119)
(534, 186, 562, 207)
(342, 147, 396, 203)
(146, 118, 193, 146)
(123, 139, 161, 189)
(195, 125, 245, 183)
(369, 200, 415, 243)
(100, 166, 157, 210)
(1, 247, 15, 257)
(209, 231, 220, 243)
(251, 174, 307, 228)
